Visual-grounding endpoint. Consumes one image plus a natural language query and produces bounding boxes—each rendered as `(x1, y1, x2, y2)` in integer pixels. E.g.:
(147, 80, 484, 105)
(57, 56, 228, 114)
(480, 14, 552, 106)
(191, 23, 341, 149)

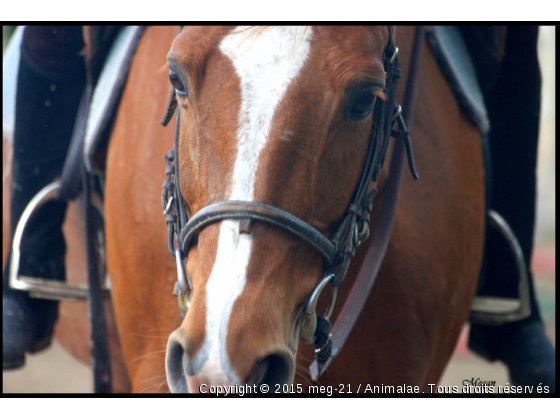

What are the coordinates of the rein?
(311, 26, 426, 379)
(161, 26, 425, 380)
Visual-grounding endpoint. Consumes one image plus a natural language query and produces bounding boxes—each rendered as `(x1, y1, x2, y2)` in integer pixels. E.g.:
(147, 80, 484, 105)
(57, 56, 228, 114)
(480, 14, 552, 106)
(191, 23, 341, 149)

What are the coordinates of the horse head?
(164, 26, 389, 392)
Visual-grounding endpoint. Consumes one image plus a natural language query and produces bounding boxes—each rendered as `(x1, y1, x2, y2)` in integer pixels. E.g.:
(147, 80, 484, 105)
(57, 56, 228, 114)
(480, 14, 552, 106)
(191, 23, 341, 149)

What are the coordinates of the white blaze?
(196, 26, 314, 383)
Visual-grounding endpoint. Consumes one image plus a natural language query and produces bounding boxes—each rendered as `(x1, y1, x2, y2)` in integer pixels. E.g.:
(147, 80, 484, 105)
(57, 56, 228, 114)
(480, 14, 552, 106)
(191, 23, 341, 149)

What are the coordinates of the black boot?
(468, 26, 555, 393)
(470, 316, 555, 392)
(470, 247, 555, 392)
(3, 264, 37, 369)
(3, 26, 85, 369)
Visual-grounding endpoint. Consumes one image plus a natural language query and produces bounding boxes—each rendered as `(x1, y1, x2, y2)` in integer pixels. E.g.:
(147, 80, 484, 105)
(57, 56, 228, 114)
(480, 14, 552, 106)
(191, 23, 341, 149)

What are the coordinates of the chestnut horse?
(3, 26, 484, 393)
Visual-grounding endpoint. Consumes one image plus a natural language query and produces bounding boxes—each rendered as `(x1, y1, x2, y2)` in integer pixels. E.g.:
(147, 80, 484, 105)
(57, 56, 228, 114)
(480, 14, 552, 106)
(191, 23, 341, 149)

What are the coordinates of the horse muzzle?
(165, 328, 295, 393)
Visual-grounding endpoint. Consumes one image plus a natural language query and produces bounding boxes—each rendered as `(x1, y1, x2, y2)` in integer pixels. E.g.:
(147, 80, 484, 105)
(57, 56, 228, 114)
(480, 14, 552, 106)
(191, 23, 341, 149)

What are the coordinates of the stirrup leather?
(469, 210, 531, 325)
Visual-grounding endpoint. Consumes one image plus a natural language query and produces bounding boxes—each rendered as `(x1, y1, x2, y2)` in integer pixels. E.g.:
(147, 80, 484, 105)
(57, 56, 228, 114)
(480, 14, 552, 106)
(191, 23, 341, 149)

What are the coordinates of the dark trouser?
(3, 26, 85, 346)
(463, 26, 554, 390)
(462, 26, 543, 320)
(478, 26, 542, 322)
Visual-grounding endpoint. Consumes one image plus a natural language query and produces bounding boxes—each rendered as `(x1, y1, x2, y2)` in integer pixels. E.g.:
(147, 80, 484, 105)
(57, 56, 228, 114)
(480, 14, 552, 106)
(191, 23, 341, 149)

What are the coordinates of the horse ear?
(161, 86, 178, 127)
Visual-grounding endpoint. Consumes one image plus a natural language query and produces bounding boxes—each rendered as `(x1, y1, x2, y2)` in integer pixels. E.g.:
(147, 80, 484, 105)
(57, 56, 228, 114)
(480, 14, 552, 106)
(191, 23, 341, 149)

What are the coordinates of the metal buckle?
(163, 195, 174, 215)
(390, 47, 399, 64)
(9, 181, 109, 301)
(353, 223, 360, 248)
(392, 104, 403, 121)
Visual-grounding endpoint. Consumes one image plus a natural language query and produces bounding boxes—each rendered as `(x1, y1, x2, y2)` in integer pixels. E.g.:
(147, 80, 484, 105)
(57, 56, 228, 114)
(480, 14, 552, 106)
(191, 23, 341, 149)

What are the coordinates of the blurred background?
(2, 26, 555, 393)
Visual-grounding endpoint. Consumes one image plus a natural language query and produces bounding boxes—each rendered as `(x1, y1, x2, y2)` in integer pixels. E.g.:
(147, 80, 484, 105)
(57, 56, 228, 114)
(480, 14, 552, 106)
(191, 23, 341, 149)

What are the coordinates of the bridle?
(161, 26, 424, 378)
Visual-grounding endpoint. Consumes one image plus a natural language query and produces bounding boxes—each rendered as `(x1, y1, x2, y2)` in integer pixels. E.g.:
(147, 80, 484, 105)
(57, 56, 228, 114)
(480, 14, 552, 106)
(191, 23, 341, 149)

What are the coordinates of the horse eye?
(169, 69, 188, 97)
(349, 92, 377, 120)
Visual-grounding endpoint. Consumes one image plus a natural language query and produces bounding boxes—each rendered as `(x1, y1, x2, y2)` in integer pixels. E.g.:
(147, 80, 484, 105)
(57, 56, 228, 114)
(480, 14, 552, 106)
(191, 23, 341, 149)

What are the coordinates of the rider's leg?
(468, 26, 555, 391)
(3, 26, 85, 369)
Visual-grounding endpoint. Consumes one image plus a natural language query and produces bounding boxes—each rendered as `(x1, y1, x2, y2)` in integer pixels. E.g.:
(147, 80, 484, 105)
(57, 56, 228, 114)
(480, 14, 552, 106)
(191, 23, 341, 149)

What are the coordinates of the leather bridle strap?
(180, 201, 337, 266)
(310, 25, 426, 380)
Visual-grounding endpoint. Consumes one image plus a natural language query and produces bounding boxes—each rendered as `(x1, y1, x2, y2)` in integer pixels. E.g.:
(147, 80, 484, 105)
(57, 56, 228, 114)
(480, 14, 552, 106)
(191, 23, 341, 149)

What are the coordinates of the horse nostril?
(249, 352, 294, 392)
(165, 335, 189, 393)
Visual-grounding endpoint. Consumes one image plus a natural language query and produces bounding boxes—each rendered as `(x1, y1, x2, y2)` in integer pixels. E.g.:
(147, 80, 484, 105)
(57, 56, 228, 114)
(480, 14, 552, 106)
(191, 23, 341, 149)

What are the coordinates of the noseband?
(161, 26, 422, 378)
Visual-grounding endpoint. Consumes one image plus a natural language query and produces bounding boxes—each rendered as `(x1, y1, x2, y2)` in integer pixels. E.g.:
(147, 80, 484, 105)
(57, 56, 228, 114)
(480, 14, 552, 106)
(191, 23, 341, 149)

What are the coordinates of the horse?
(3, 25, 485, 393)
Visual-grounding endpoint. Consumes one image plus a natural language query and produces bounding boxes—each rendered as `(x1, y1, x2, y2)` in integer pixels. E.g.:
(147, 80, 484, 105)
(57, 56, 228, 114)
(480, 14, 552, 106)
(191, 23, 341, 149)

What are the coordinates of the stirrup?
(9, 180, 108, 301)
(469, 210, 531, 325)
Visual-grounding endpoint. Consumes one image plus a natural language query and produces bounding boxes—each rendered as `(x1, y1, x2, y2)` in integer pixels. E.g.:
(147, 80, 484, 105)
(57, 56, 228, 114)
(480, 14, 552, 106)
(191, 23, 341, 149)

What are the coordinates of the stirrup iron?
(9, 181, 108, 301)
(469, 210, 531, 325)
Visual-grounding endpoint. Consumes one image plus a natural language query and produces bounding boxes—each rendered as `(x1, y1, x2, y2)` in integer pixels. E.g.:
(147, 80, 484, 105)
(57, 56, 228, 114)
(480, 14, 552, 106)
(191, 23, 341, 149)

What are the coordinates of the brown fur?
(3, 26, 484, 392)
(161, 25, 483, 388)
